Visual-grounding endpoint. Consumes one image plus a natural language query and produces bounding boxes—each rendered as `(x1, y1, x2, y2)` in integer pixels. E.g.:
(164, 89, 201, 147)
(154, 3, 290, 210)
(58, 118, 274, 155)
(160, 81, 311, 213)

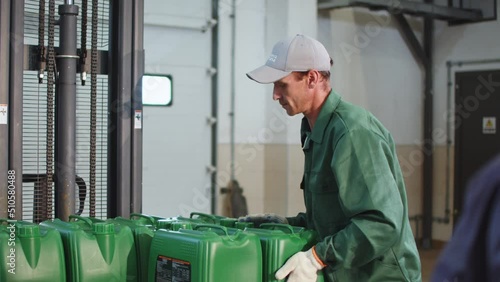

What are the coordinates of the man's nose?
(273, 87, 281, 101)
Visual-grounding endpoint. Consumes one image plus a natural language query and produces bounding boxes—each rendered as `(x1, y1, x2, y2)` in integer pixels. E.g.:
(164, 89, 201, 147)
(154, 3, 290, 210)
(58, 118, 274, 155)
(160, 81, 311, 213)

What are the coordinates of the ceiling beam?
(318, 0, 483, 22)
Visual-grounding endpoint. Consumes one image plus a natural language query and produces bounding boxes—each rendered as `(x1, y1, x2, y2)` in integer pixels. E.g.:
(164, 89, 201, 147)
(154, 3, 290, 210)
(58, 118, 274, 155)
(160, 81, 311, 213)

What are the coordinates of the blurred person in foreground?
(240, 34, 421, 282)
(431, 154, 500, 282)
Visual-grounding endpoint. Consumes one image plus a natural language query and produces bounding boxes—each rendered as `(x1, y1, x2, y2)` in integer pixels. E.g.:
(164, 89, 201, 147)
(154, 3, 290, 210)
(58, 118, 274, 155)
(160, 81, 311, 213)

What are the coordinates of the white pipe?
(230, 0, 236, 180)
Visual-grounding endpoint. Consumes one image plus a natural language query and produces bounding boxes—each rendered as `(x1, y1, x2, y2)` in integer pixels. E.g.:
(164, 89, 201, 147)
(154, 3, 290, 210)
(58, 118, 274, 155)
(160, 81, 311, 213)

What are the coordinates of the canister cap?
(220, 218, 237, 227)
(235, 221, 254, 229)
(17, 224, 41, 237)
(171, 221, 192, 231)
(93, 222, 115, 234)
(156, 220, 172, 230)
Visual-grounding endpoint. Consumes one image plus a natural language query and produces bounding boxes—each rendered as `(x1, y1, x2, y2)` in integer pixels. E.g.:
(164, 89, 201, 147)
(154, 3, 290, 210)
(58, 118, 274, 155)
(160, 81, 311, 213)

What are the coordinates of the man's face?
(272, 72, 309, 116)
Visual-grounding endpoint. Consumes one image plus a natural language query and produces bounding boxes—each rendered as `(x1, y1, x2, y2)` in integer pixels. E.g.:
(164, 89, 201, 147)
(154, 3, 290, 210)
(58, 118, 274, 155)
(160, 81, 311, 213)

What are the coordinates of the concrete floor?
(419, 246, 445, 282)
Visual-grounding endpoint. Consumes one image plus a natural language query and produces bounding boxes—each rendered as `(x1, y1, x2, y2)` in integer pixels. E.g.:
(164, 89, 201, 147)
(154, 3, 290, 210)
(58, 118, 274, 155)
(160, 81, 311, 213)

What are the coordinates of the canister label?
(156, 255, 191, 282)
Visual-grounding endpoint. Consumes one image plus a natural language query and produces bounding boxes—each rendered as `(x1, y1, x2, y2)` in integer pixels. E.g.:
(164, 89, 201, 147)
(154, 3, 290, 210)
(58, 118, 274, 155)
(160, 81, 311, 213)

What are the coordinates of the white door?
(142, 0, 214, 217)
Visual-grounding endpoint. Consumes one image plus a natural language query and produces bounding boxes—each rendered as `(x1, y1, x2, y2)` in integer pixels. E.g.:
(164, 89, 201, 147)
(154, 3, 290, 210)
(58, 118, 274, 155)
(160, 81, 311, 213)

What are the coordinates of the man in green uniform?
(241, 34, 421, 282)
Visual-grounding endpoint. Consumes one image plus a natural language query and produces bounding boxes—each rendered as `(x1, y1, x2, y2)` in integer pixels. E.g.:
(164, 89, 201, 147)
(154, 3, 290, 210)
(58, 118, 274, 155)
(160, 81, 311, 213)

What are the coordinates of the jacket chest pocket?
(308, 173, 347, 236)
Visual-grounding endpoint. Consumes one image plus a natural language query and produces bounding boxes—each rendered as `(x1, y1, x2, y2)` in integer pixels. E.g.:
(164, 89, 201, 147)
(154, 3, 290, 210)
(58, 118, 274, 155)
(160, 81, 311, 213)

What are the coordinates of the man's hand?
(275, 246, 326, 282)
(237, 213, 288, 227)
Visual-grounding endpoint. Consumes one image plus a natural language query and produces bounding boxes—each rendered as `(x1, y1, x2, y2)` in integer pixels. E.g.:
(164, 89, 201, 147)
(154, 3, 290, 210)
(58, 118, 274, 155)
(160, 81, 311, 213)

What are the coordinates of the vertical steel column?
(422, 0, 435, 249)
(210, 0, 219, 214)
(0, 0, 11, 219)
(55, 3, 79, 221)
(131, 0, 144, 213)
(9, 0, 24, 220)
(229, 0, 236, 181)
(108, 0, 133, 218)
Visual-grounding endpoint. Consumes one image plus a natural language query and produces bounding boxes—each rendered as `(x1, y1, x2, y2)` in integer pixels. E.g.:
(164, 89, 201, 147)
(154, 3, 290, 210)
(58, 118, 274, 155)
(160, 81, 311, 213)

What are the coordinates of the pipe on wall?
(229, 0, 236, 181)
(421, 0, 435, 250)
(210, 0, 219, 214)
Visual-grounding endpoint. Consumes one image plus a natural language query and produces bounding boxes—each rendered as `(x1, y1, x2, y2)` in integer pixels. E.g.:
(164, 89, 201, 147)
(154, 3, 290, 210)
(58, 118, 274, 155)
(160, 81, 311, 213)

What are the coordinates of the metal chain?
(89, 0, 99, 217)
(80, 0, 88, 85)
(38, 0, 46, 83)
(46, 0, 56, 220)
(36, 0, 47, 222)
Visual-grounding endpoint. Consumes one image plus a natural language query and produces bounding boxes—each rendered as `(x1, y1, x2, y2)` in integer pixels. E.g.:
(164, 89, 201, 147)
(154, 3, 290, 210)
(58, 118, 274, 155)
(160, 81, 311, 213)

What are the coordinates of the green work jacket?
(287, 91, 421, 282)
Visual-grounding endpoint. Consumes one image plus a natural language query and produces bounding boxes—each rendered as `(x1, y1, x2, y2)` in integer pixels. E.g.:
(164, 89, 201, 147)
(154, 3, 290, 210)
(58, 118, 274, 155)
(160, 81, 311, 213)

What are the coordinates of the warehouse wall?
(215, 0, 500, 242)
(217, 0, 317, 216)
(432, 0, 500, 240)
(142, 0, 214, 217)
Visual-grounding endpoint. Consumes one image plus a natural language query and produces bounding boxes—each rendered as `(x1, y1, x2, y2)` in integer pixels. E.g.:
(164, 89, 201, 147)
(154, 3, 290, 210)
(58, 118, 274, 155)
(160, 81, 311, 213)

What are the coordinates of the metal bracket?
(206, 67, 217, 76)
(206, 165, 217, 174)
(206, 116, 217, 126)
(202, 18, 218, 33)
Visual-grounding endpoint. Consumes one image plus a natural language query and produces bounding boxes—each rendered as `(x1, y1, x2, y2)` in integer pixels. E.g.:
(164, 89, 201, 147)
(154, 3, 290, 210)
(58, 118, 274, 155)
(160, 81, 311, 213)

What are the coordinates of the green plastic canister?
(188, 212, 227, 224)
(219, 218, 237, 228)
(156, 213, 213, 230)
(41, 215, 137, 281)
(0, 220, 66, 281)
(148, 224, 262, 282)
(235, 221, 254, 230)
(111, 213, 158, 282)
(244, 223, 325, 282)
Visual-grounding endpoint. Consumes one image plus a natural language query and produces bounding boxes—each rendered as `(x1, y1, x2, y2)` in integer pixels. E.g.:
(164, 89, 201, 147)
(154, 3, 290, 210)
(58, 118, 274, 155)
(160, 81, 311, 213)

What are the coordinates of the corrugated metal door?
(142, 0, 214, 217)
(454, 69, 500, 223)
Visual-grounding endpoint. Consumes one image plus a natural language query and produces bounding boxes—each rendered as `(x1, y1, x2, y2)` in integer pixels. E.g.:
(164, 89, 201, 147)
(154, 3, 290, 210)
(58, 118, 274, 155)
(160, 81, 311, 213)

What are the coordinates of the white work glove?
(237, 213, 288, 227)
(275, 246, 326, 282)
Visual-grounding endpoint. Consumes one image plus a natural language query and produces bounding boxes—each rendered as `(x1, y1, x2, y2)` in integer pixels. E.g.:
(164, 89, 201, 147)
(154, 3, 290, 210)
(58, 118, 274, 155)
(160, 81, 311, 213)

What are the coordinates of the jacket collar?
(301, 90, 341, 144)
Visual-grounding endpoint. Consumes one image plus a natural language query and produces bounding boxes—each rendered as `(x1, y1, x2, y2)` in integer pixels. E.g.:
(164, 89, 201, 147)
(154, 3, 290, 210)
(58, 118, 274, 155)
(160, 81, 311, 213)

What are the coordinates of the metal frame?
(108, 0, 133, 218)
(131, 0, 144, 214)
(9, 0, 25, 220)
(54, 3, 79, 221)
(448, 0, 497, 24)
(108, 0, 144, 218)
(1, 0, 144, 220)
(0, 0, 11, 219)
(393, 14, 427, 67)
(24, 45, 108, 74)
(318, 0, 483, 21)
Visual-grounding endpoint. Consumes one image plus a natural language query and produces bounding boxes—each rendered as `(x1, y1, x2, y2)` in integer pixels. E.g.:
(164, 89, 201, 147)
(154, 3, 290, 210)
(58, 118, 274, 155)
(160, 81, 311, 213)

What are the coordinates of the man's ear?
(307, 70, 320, 89)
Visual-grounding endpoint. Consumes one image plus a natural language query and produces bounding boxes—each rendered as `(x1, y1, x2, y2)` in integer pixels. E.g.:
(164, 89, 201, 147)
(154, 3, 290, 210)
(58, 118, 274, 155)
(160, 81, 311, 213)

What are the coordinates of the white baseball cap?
(246, 34, 331, 84)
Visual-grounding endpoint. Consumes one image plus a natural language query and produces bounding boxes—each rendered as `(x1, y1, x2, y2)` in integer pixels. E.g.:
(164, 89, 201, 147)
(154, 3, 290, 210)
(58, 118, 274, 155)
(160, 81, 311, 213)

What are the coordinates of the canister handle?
(194, 224, 229, 236)
(259, 223, 295, 234)
(190, 212, 217, 223)
(69, 214, 93, 227)
(130, 213, 156, 225)
(0, 218, 12, 225)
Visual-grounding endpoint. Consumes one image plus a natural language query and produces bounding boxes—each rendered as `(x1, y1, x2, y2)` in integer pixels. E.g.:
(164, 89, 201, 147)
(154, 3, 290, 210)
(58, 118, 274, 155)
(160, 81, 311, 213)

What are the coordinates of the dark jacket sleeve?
(286, 212, 307, 227)
(431, 154, 500, 282)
